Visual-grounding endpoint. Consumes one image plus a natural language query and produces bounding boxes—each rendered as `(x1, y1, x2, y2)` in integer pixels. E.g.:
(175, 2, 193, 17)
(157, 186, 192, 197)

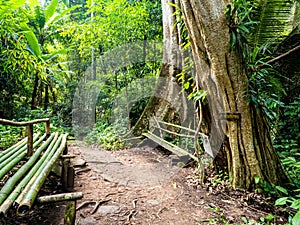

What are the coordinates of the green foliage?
(62, 0, 152, 56)
(274, 97, 300, 188)
(292, 211, 300, 225)
(188, 90, 207, 102)
(241, 214, 275, 225)
(0, 0, 77, 118)
(45, 0, 58, 23)
(248, 66, 285, 122)
(197, 207, 229, 224)
(199, 207, 276, 224)
(167, 1, 194, 94)
(211, 169, 230, 186)
(0, 5, 43, 118)
(84, 122, 125, 150)
(59, 0, 162, 134)
(21, 24, 41, 58)
(28, 109, 72, 133)
(0, 125, 22, 150)
(225, 0, 257, 55)
(275, 193, 300, 223)
(254, 175, 300, 223)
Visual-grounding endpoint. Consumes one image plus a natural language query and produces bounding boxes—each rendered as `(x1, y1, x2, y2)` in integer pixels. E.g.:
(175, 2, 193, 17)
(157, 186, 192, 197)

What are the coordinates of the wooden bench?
(0, 118, 80, 218)
(142, 131, 198, 161)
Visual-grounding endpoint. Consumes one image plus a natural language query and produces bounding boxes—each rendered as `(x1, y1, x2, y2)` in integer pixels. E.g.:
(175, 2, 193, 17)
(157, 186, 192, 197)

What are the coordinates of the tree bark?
(44, 83, 49, 111)
(31, 74, 39, 110)
(132, 0, 193, 137)
(179, 0, 289, 189)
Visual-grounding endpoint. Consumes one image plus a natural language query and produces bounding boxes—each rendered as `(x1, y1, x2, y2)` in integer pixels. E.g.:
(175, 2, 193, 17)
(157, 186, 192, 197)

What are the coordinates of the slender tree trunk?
(44, 83, 49, 111)
(37, 81, 43, 107)
(31, 74, 39, 110)
(49, 81, 56, 104)
(179, 0, 289, 189)
(133, 0, 189, 136)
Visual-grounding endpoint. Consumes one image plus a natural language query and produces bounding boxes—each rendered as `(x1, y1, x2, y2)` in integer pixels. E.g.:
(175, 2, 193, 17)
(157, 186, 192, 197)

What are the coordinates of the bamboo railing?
(0, 118, 78, 217)
(0, 118, 50, 156)
(0, 132, 73, 216)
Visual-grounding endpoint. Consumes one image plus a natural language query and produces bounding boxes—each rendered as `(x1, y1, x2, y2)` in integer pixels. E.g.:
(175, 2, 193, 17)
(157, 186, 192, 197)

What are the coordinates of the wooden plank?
(142, 132, 198, 161)
(158, 120, 197, 134)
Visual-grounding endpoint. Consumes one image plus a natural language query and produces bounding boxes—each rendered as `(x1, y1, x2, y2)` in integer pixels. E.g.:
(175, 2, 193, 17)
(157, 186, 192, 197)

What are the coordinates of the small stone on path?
(97, 205, 119, 214)
(147, 199, 160, 206)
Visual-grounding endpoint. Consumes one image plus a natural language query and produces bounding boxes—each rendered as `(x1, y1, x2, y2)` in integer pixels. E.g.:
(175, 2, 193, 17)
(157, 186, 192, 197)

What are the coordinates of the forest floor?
(5, 141, 289, 225)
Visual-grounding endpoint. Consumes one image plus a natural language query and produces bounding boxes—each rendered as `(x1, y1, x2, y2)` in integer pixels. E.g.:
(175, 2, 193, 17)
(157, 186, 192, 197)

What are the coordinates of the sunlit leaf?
(291, 199, 300, 210)
(275, 197, 288, 206)
(275, 186, 288, 195)
(23, 30, 41, 58)
(9, 0, 26, 10)
(45, 5, 79, 29)
(293, 211, 300, 225)
(42, 49, 67, 61)
(254, 176, 260, 184)
(27, 0, 39, 8)
(45, 0, 58, 23)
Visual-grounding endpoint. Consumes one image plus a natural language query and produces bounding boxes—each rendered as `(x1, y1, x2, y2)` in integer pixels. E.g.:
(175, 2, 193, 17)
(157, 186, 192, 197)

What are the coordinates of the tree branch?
(267, 44, 300, 65)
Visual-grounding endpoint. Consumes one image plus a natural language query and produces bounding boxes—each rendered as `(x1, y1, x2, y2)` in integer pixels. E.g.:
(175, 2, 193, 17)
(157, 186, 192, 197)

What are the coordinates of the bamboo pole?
(0, 137, 27, 157)
(0, 133, 55, 205)
(0, 147, 25, 169)
(0, 134, 44, 180)
(0, 134, 40, 164)
(17, 134, 68, 216)
(0, 133, 61, 214)
(15, 133, 62, 204)
(36, 192, 83, 203)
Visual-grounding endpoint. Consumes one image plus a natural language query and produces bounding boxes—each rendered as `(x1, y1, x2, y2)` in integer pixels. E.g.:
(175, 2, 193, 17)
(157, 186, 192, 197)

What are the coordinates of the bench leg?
(62, 158, 74, 191)
(64, 201, 76, 225)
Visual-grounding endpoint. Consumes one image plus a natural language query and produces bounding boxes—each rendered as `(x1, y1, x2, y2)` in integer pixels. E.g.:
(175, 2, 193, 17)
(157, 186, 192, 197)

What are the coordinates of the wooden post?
(62, 158, 69, 190)
(64, 201, 76, 225)
(67, 166, 75, 190)
(63, 145, 68, 155)
(26, 124, 33, 157)
(45, 119, 50, 138)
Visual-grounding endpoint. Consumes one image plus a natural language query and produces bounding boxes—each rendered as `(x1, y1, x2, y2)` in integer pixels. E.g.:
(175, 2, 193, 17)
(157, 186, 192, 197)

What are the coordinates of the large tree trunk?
(179, 0, 289, 189)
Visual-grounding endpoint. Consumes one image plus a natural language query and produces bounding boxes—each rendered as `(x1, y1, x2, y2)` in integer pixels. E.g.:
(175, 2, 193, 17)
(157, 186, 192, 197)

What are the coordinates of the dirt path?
(68, 142, 286, 225)
(71, 142, 209, 224)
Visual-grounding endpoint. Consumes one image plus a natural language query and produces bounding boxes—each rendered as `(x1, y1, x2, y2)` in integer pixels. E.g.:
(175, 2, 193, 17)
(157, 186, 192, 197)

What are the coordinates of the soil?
(3, 141, 289, 225)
